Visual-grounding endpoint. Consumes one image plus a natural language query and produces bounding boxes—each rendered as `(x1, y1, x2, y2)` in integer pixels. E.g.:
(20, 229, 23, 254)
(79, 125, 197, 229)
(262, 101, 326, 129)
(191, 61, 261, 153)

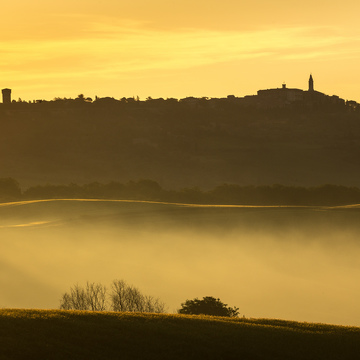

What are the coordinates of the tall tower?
(308, 74, 314, 92)
(2, 88, 11, 104)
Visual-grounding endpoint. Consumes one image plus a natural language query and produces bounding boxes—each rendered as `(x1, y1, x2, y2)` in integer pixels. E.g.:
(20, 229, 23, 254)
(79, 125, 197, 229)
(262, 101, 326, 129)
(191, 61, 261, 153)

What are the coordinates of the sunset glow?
(2, 0, 360, 101)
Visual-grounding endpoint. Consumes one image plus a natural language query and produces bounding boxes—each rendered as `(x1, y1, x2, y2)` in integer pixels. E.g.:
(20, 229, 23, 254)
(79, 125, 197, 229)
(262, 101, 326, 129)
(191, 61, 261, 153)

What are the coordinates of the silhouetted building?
(308, 74, 314, 92)
(257, 83, 304, 107)
(2, 88, 11, 104)
(240, 75, 347, 108)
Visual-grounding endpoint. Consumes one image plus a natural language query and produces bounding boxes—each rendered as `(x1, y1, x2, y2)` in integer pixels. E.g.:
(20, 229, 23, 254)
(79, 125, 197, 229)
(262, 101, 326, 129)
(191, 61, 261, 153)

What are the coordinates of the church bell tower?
(308, 74, 314, 92)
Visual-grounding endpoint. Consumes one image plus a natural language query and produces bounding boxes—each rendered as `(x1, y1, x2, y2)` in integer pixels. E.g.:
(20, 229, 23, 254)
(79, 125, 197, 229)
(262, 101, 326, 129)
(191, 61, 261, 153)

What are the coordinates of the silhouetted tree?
(60, 279, 166, 313)
(110, 279, 165, 313)
(60, 282, 107, 311)
(178, 296, 239, 317)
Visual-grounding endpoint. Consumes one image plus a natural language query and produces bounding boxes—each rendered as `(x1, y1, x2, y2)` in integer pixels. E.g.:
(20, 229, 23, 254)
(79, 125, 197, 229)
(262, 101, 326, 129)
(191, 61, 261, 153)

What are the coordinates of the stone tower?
(2, 88, 11, 104)
(308, 74, 314, 92)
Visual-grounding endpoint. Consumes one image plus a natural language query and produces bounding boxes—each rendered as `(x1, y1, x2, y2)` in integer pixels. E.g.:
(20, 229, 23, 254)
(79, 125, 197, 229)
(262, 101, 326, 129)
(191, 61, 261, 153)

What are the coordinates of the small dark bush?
(178, 296, 239, 317)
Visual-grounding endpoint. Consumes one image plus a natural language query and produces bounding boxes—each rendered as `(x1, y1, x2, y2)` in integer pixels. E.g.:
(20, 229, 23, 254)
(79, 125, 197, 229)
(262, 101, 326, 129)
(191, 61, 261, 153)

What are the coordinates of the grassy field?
(0, 309, 359, 360)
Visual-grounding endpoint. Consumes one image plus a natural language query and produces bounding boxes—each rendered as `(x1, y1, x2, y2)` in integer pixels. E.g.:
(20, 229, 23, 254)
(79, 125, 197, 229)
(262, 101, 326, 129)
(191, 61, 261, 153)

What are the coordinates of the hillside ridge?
(1, 309, 359, 360)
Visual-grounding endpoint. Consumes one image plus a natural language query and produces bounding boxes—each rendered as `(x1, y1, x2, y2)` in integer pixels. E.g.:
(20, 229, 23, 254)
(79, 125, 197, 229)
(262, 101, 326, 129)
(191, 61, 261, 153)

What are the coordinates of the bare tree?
(60, 284, 88, 310)
(110, 279, 128, 312)
(60, 279, 166, 313)
(110, 279, 165, 313)
(86, 282, 107, 311)
(59, 293, 73, 310)
(141, 295, 166, 313)
(60, 282, 107, 311)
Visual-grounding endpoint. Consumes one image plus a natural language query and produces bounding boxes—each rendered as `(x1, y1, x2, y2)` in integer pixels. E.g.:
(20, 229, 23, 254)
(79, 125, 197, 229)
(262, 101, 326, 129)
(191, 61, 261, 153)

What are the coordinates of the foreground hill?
(0, 309, 359, 360)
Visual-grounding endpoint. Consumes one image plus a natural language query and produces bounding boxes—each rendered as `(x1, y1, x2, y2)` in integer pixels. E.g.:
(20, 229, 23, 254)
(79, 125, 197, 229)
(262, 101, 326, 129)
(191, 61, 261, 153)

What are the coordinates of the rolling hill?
(1, 309, 359, 360)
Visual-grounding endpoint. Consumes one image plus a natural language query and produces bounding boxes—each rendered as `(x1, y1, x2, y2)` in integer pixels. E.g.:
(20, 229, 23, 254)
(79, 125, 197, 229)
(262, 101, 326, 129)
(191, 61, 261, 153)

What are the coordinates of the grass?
(1, 309, 360, 359)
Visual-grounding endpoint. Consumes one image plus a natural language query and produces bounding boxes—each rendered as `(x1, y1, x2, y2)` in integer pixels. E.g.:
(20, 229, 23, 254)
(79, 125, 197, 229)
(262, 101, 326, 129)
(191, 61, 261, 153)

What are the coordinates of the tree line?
(3, 92, 359, 113)
(1, 177, 360, 206)
(60, 279, 165, 313)
(60, 279, 239, 318)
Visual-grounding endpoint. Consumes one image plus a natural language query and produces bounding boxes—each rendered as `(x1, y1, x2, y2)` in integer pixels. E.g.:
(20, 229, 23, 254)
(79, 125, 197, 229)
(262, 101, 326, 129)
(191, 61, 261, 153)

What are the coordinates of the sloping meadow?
(1, 309, 360, 360)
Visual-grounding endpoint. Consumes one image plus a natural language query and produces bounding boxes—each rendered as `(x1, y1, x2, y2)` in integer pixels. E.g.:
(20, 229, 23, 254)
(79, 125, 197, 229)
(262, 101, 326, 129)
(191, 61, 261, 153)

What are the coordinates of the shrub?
(178, 296, 239, 317)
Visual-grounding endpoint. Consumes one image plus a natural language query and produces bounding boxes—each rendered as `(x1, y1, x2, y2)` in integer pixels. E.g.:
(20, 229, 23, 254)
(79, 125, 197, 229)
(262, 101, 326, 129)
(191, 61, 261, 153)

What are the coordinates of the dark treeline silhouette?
(2, 178, 360, 206)
(60, 279, 166, 313)
(3, 92, 360, 112)
(1, 94, 360, 189)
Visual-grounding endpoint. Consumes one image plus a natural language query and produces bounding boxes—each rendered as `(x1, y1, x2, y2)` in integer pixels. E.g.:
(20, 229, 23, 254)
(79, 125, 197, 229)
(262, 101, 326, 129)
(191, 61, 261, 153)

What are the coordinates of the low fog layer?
(1, 200, 360, 326)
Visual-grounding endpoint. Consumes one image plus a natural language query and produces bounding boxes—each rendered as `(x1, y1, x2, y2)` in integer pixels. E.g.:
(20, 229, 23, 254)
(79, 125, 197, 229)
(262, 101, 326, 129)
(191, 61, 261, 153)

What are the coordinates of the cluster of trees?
(60, 280, 239, 318)
(60, 280, 166, 313)
(1, 177, 360, 206)
(3, 92, 360, 113)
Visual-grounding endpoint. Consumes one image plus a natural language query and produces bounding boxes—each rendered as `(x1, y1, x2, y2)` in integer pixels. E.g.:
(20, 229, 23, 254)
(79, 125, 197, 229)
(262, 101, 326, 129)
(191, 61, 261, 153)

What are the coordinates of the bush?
(178, 296, 239, 317)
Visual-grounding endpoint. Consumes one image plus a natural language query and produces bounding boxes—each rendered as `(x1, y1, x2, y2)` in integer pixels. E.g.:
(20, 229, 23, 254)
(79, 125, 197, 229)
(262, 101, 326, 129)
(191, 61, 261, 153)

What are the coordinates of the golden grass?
(1, 309, 359, 359)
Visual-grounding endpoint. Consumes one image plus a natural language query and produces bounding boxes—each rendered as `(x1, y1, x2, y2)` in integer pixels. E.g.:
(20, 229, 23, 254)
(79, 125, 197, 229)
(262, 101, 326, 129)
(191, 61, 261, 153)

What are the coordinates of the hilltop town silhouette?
(1, 75, 360, 190)
(1, 75, 359, 110)
(243, 74, 358, 109)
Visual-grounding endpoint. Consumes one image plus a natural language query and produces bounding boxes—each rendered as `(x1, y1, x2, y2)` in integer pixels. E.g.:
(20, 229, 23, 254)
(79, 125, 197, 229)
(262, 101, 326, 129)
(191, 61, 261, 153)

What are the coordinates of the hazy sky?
(2, 0, 360, 101)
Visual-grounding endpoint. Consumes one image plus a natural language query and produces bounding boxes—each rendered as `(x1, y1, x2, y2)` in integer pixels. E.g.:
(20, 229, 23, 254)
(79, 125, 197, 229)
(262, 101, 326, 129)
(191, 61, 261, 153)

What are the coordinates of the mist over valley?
(1, 199, 360, 326)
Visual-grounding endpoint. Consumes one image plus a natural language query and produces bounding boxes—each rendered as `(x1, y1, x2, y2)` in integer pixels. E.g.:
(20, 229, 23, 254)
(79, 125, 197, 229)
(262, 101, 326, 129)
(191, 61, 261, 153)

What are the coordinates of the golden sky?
(2, 0, 360, 101)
